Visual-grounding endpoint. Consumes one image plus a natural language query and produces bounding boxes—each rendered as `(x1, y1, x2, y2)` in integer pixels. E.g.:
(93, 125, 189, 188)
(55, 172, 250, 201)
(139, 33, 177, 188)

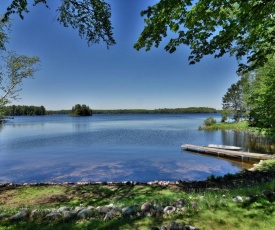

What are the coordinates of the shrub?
(204, 117, 216, 126)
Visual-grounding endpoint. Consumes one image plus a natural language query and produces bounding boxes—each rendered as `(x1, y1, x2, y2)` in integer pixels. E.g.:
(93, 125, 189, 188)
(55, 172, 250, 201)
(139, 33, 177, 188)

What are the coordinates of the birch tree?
(0, 21, 40, 120)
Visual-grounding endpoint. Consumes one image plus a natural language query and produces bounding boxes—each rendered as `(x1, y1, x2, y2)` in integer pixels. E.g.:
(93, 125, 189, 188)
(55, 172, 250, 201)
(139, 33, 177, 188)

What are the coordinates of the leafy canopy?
(221, 55, 275, 137)
(1, 52, 40, 105)
(248, 56, 275, 134)
(2, 0, 115, 48)
(0, 21, 40, 120)
(134, 0, 275, 74)
(3, 1, 275, 73)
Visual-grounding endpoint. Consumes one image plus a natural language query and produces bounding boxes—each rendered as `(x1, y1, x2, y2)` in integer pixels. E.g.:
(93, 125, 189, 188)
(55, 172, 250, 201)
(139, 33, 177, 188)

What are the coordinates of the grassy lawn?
(0, 159, 275, 230)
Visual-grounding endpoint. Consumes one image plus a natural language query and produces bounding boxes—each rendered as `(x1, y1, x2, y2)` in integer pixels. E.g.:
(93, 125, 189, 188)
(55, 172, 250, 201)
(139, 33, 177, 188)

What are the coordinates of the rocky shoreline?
(2, 199, 200, 230)
(0, 160, 274, 230)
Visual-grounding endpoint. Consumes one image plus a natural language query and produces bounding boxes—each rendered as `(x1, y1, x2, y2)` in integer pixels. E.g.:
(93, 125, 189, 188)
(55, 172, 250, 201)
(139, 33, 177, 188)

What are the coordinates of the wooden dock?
(181, 144, 275, 160)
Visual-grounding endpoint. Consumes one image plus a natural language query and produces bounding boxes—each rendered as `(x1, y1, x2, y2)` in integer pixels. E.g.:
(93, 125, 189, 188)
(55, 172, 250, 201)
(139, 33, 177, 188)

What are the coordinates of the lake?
(0, 113, 268, 183)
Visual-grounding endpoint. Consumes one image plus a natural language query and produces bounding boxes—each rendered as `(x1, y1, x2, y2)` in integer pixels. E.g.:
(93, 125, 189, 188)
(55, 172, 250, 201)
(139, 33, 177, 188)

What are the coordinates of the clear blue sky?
(1, 0, 239, 110)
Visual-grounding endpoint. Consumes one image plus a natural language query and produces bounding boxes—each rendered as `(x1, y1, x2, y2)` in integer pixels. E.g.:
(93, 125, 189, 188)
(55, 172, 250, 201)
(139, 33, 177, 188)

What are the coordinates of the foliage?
(220, 56, 275, 138)
(221, 109, 233, 123)
(248, 57, 275, 137)
(0, 52, 40, 105)
(2, 0, 115, 48)
(4, 1, 275, 74)
(71, 104, 92, 116)
(0, 178, 275, 229)
(200, 121, 252, 131)
(0, 19, 9, 51)
(3, 105, 46, 116)
(0, 21, 40, 122)
(46, 109, 70, 115)
(134, 0, 275, 74)
(47, 107, 217, 115)
(94, 107, 217, 114)
(203, 116, 216, 126)
(253, 159, 275, 172)
(222, 77, 249, 122)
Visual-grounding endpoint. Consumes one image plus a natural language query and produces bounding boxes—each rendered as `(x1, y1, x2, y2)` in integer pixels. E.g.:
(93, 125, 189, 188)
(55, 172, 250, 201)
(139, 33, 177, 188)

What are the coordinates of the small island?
(71, 104, 92, 116)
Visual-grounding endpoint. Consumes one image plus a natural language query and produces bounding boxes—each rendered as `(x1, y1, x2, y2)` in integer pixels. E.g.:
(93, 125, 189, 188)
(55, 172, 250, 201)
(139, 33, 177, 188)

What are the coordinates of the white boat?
(207, 144, 242, 151)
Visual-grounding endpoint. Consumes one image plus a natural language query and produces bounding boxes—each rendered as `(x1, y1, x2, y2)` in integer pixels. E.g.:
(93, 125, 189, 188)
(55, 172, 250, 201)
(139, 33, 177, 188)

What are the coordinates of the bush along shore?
(199, 120, 257, 132)
(0, 159, 275, 230)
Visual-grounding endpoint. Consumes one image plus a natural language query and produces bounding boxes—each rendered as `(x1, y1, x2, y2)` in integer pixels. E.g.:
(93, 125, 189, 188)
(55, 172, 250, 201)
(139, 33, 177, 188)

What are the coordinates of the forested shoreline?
(2, 105, 46, 116)
(1, 106, 217, 117)
(93, 107, 217, 114)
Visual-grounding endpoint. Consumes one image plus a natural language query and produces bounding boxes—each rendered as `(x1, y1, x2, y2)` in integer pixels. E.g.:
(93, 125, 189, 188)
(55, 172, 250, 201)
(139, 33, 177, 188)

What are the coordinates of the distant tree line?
(2, 106, 217, 117)
(93, 107, 217, 114)
(3, 105, 46, 116)
(46, 110, 70, 115)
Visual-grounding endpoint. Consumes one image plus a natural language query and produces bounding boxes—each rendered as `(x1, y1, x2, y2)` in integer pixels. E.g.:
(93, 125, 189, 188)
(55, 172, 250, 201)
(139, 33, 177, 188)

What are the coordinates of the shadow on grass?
(0, 215, 172, 230)
(65, 184, 180, 207)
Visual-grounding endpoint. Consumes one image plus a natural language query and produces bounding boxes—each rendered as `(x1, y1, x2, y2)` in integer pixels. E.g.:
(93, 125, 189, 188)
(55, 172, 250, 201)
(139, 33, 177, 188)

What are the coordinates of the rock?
(107, 203, 115, 208)
(30, 209, 47, 218)
(122, 207, 133, 215)
(58, 206, 70, 212)
(141, 202, 152, 212)
(175, 198, 186, 208)
(184, 225, 200, 230)
(163, 206, 176, 215)
(161, 226, 168, 230)
(151, 227, 160, 230)
(122, 205, 139, 215)
(103, 212, 113, 221)
(170, 221, 183, 230)
(30, 209, 39, 218)
(10, 210, 27, 221)
(262, 190, 275, 200)
(45, 212, 62, 220)
(87, 205, 95, 211)
(111, 206, 122, 214)
(63, 211, 77, 220)
(75, 206, 85, 212)
(232, 196, 243, 202)
(96, 206, 111, 214)
(154, 206, 163, 213)
(145, 212, 151, 217)
(0, 213, 7, 219)
(51, 208, 58, 212)
(191, 202, 199, 209)
(77, 208, 92, 219)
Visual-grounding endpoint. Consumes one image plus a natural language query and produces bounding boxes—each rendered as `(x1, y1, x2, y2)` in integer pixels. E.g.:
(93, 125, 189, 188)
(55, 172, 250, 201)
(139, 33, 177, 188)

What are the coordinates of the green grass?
(199, 121, 255, 131)
(0, 185, 65, 209)
(253, 159, 275, 172)
(1, 162, 275, 229)
(0, 180, 275, 229)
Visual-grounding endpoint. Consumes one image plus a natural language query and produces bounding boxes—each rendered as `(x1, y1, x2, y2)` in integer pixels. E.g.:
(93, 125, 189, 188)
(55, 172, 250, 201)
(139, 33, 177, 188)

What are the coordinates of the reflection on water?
(183, 149, 254, 169)
(0, 114, 273, 183)
(72, 123, 91, 131)
(221, 130, 275, 154)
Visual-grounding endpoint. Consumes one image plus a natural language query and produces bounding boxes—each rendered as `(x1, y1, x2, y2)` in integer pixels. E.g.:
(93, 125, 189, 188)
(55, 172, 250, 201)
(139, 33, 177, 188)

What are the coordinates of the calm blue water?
(0, 113, 254, 183)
